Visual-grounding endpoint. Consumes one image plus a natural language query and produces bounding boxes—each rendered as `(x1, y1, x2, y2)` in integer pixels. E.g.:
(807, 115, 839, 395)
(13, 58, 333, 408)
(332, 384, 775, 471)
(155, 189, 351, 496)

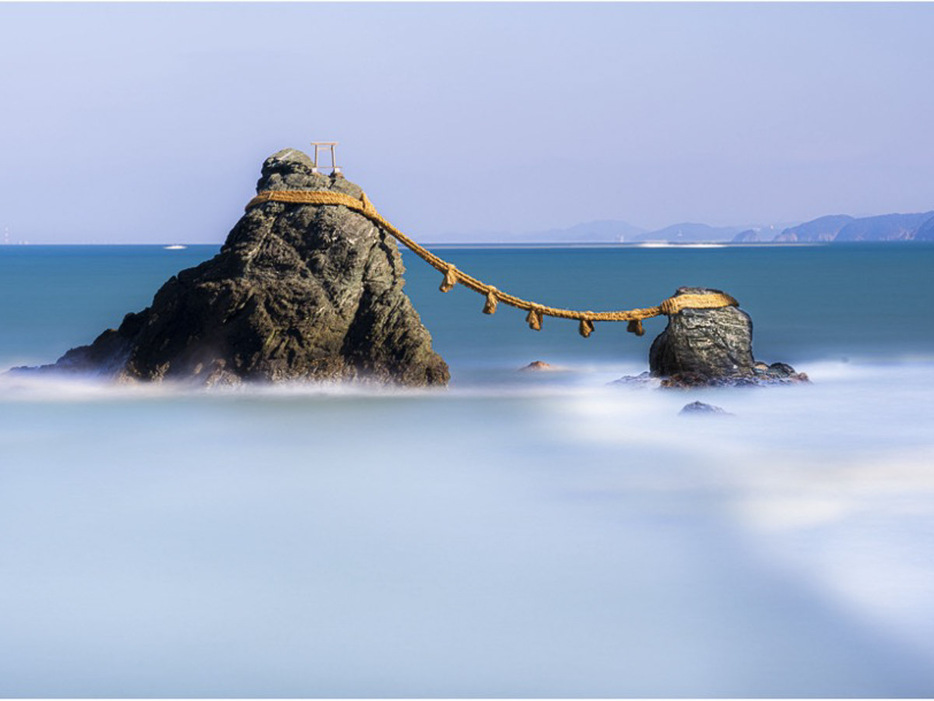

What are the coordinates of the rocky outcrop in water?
(648, 287, 808, 388)
(679, 401, 733, 416)
(24, 148, 450, 386)
(520, 361, 559, 372)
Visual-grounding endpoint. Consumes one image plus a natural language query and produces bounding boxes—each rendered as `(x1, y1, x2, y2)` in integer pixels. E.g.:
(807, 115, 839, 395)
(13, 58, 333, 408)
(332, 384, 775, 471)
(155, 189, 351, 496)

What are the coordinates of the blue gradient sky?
(1, 2, 932, 243)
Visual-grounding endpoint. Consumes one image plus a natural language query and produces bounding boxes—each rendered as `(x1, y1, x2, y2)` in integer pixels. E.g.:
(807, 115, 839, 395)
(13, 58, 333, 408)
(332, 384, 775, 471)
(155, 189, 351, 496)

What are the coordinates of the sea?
(0, 242, 932, 697)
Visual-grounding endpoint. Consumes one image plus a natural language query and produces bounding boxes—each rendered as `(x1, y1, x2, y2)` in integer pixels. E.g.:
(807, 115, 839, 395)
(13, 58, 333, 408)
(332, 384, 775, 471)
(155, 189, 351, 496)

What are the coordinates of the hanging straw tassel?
(526, 307, 544, 331)
(579, 318, 595, 338)
(439, 265, 458, 293)
(482, 287, 499, 315)
(627, 319, 645, 336)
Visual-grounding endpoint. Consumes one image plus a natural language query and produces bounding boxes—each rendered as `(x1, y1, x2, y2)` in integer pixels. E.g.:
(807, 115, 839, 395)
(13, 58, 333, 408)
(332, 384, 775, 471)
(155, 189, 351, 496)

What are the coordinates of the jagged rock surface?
(649, 287, 807, 388)
(28, 148, 450, 386)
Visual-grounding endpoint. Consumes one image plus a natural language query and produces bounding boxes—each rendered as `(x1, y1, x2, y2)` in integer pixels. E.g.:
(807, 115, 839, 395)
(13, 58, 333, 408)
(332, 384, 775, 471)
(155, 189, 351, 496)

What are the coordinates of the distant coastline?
(4, 210, 934, 248)
(442, 208, 934, 245)
(422, 240, 934, 250)
(3, 241, 934, 250)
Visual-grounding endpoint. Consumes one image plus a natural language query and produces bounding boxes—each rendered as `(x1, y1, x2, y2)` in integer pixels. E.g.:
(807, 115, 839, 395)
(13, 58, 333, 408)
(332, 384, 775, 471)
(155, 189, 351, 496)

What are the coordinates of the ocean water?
(1, 243, 933, 697)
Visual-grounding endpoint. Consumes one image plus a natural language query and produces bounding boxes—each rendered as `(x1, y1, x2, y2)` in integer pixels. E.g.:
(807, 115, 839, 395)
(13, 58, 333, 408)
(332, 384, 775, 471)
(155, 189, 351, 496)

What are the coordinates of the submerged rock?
(678, 402, 734, 416)
(520, 360, 558, 372)
(647, 287, 807, 388)
(607, 371, 658, 388)
(679, 401, 733, 416)
(22, 149, 449, 387)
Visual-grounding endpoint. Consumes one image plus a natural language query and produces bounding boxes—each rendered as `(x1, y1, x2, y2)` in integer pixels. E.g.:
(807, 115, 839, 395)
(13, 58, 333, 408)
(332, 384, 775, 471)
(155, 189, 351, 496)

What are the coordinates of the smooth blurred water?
(1, 243, 933, 697)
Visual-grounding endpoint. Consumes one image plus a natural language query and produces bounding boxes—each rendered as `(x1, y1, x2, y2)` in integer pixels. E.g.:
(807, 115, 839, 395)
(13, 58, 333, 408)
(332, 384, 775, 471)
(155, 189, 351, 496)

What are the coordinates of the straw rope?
(245, 189, 738, 336)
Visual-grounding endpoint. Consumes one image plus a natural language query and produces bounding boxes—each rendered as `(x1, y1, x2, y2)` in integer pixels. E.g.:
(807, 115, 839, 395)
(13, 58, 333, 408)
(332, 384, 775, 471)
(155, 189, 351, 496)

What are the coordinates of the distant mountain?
(523, 219, 647, 243)
(773, 215, 854, 242)
(437, 209, 934, 245)
(834, 211, 934, 241)
(915, 216, 934, 241)
(733, 229, 761, 242)
(750, 211, 934, 243)
(437, 219, 645, 244)
(635, 222, 745, 243)
(732, 225, 790, 242)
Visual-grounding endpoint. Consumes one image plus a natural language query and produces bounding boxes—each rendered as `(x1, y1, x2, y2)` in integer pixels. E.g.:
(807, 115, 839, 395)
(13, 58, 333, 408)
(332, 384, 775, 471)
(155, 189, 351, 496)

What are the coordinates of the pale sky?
(1, 2, 932, 243)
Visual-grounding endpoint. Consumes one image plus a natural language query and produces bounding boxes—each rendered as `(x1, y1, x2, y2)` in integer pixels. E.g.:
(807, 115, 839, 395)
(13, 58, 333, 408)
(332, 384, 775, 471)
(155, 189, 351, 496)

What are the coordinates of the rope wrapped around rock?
(246, 189, 738, 337)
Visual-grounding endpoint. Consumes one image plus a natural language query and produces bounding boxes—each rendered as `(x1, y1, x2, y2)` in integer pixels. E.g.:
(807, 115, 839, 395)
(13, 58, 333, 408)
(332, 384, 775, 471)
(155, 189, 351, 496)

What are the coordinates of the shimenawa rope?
(245, 189, 738, 337)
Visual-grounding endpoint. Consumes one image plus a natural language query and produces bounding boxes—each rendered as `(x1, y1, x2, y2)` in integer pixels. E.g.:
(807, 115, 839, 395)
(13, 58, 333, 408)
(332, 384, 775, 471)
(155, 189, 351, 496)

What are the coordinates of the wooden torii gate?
(310, 141, 341, 175)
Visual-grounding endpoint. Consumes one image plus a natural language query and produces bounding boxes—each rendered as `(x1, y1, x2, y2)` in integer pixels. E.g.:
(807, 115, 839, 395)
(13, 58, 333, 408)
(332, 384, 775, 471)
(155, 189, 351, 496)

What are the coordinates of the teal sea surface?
(2, 242, 932, 371)
(1, 243, 933, 697)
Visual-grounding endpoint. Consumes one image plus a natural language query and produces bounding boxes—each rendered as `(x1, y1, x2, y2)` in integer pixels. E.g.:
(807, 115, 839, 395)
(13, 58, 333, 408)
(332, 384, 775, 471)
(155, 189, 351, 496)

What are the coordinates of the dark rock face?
(650, 287, 755, 378)
(650, 287, 807, 388)
(27, 148, 450, 387)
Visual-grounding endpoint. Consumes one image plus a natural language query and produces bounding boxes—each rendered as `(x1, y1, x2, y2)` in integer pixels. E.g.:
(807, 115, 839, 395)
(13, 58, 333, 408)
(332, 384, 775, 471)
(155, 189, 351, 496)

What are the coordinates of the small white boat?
(164, 244, 187, 250)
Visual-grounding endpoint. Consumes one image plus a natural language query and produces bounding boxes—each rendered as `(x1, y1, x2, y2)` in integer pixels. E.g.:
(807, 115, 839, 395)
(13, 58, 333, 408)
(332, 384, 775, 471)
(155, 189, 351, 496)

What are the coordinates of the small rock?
(520, 360, 558, 372)
(609, 371, 658, 388)
(752, 362, 810, 385)
(768, 362, 796, 377)
(679, 401, 733, 416)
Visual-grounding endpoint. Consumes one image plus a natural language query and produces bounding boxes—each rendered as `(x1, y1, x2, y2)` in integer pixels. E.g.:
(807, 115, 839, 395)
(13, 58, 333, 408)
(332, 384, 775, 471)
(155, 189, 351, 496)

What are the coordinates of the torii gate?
(310, 141, 341, 175)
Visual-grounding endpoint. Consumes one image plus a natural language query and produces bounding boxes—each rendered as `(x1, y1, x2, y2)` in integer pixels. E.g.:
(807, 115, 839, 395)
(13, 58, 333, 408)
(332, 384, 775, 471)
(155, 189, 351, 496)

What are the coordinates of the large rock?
(25, 148, 450, 386)
(649, 287, 807, 387)
(650, 287, 754, 377)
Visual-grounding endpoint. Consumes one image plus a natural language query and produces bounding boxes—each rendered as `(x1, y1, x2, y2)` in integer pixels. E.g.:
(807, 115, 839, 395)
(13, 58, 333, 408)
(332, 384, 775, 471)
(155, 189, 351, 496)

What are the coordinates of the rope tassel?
(483, 288, 499, 315)
(627, 319, 645, 336)
(526, 308, 544, 331)
(439, 265, 458, 293)
(579, 318, 595, 338)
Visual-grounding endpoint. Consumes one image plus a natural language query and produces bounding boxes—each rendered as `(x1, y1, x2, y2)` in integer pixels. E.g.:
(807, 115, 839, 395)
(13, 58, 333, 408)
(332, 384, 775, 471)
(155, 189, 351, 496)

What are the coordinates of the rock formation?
(24, 148, 450, 387)
(520, 361, 558, 372)
(679, 401, 733, 416)
(649, 287, 807, 388)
